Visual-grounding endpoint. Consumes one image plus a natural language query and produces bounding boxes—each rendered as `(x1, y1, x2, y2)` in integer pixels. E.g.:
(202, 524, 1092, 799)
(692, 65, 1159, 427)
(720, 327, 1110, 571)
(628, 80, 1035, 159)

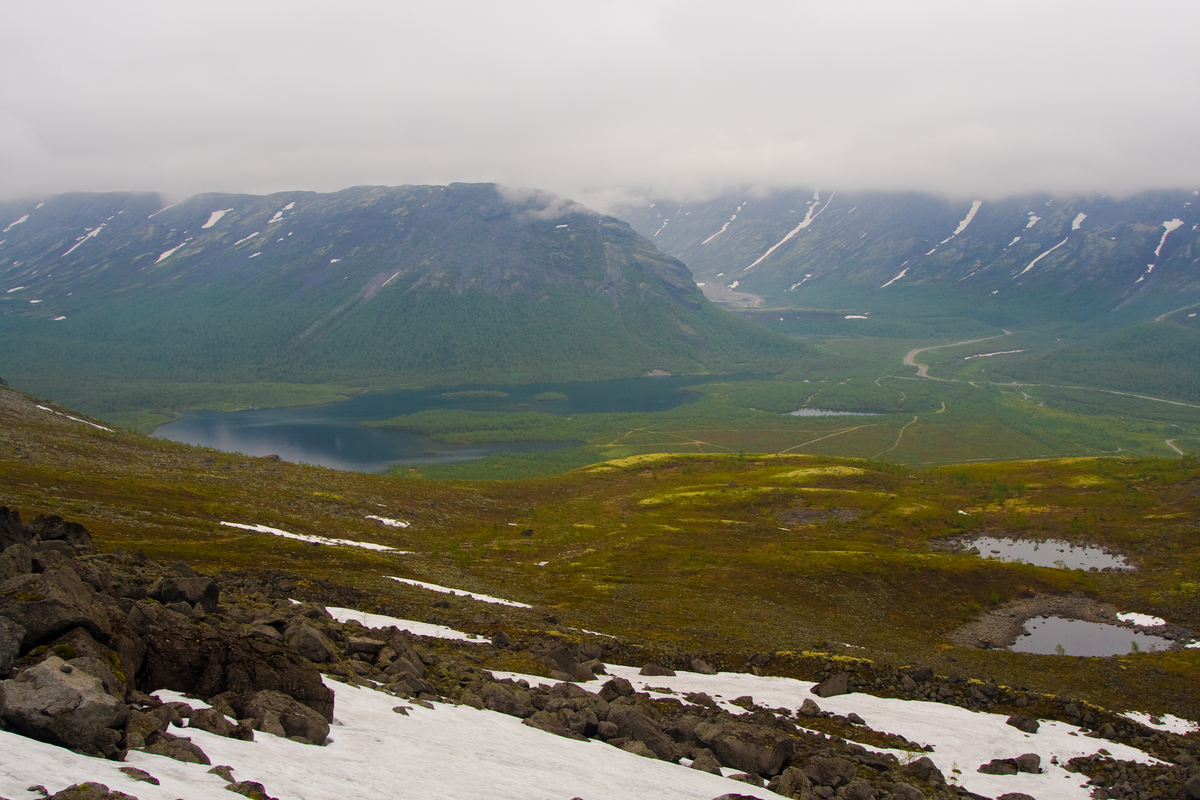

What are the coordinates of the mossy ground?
(2, 384, 1199, 722)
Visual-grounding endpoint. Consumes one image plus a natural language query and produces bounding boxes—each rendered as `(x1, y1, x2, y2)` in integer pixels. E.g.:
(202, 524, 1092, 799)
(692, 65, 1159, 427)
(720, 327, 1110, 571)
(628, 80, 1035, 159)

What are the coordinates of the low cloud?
(1, 1, 1198, 205)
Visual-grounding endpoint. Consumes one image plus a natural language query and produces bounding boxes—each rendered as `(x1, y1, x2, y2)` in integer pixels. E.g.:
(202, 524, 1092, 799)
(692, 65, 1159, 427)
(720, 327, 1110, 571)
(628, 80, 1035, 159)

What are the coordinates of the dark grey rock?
(799, 698, 822, 717)
(144, 736, 211, 764)
(284, 621, 337, 663)
(598, 676, 635, 701)
(690, 747, 723, 775)
(148, 576, 219, 613)
(0, 655, 127, 755)
(29, 515, 95, 553)
(225, 689, 330, 745)
(890, 782, 925, 800)
(803, 755, 858, 788)
(189, 707, 237, 737)
(0, 616, 26, 675)
(0, 507, 31, 550)
(840, 779, 877, 800)
(1006, 714, 1040, 733)
(1014, 753, 1041, 774)
(118, 766, 160, 785)
(730, 773, 765, 787)
(767, 766, 814, 799)
(0, 564, 113, 648)
(977, 758, 1019, 775)
(523, 709, 587, 741)
(0, 542, 34, 583)
(605, 704, 681, 761)
(695, 719, 796, 777)
(639, 662, 676, 677)
(46, 783, 138, 800)
(477, 682, 534, 718)
(690, 659, 717, 675)
(901, 756, 945, 785)
(812, 672, 850, 698)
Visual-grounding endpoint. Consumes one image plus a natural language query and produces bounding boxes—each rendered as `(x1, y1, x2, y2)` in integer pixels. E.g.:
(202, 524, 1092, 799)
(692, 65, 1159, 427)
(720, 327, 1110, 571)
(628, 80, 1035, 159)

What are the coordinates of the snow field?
(324, 605, 486, 642)
(1015, 237, 1069, 278)
(3, 214, 29, 233)
(940, 200, 982, 243)
(365, 514, 409, 527)
(587, 665, 1163, 800)
(61, 224, 106, 257)
(1116, 612, 1166, 627)
(744, 192, 832, 271)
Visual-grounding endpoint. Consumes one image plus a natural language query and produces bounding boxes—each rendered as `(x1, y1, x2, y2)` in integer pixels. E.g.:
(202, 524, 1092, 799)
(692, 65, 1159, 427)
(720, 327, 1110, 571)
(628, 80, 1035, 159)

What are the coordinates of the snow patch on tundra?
(201, 209, 233, 229)
(366, 514, 409, 528)
(387, 576, 532, 608)
(220, 521, 402, 552)
(2, 214, 28, 232)
(325, 606, 486, 642)
(940, 200, 981, 243)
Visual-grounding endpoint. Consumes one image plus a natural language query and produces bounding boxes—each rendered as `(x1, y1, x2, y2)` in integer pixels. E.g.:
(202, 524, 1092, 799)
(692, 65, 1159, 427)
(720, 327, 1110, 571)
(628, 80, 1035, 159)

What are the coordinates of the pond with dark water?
(153, 374, 754, 473)
(964, 536, 1132, 571)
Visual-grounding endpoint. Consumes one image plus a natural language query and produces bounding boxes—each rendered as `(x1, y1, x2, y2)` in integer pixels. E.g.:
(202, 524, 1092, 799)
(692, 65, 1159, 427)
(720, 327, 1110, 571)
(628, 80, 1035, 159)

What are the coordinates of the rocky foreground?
(2, 506, 1199, 800)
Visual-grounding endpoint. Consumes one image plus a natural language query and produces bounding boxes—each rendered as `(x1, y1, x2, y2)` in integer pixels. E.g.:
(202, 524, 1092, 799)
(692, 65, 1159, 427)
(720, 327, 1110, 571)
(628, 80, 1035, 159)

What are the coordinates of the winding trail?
(874, 415, 918, 458)
(903, 330, 1012, 379)
(1166, 439, 1185, 455)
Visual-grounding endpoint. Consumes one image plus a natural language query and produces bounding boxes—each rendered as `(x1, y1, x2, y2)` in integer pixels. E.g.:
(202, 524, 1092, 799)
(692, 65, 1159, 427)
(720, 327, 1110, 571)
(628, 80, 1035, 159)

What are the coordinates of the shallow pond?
(965, 536, 1132, 571)
(1011, 616, 1174, 656)
(154, 373, 757, 473)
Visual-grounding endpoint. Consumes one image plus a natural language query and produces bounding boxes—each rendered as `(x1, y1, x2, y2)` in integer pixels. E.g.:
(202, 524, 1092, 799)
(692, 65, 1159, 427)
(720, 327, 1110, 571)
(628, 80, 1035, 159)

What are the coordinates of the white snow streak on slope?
(880, 267, 908, 288)
(1007, 236, 1021, 247)
(155, 238, 192, 263)
(1117, 611, 1166, 626)
(35, 404, 113, 431)
(324, 605, 485, 642)
(387, 576, 532, 607)
(703, 202, 745, 244)
(1014, 237, 1069, 278)
(6, 286, 25, 293)
(201, 209, 233, 229)
(1154, 218, 1184, 257)
(1071, 212, 1087, 230)
(366, 514, 409, 528)
(939, 200, 982, 243)
(282, 201, 295, 210)
(248, 252, 261, 258)
(1120, 712, 1198, 735)
(1026, 212, 1041, 228)
(2, 214, 28, 232)
(61, 224, 106, 257)
(219, 521, 402, 552)
(744, 191, 833, 271)
(53, 316, 66, 321)
(233, 231, 259, 246)
(147, 203, 175, 218)
(653, 219, 669, 236)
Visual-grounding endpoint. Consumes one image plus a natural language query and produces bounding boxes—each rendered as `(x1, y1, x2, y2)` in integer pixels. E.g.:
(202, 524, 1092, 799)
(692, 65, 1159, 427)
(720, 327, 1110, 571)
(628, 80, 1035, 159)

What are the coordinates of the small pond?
(1011, 616, 1174, 656)
(965, 536, 1132, 571)
(787, 409, 878, 417)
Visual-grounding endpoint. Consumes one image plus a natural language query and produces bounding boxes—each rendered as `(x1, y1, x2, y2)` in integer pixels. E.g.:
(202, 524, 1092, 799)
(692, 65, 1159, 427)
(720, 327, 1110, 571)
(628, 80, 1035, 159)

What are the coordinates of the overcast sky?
(2, 1, 1198, 208)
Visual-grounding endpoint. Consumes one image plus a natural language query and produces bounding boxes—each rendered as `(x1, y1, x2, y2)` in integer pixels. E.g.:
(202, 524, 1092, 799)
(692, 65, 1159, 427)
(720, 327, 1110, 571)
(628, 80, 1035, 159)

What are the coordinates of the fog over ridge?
(2, 1, 1198, 205)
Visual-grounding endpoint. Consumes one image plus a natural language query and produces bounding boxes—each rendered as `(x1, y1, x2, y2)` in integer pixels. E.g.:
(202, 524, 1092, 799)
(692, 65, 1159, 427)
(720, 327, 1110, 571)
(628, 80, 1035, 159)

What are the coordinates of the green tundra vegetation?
(3, 381, 1198, 722)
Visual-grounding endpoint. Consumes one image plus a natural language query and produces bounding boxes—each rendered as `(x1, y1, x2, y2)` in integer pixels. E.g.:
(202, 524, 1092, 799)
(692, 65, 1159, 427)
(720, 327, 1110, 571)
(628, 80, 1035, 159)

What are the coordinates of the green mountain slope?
(0, 184, 807, 415)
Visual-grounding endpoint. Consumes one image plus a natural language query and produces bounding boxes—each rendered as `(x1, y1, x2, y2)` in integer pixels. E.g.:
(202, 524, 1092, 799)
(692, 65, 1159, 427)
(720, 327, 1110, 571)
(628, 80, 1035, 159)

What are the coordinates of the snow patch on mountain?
(61, 224, 106, 257)
(201, 209, 234, 229)
(220, 521, 402, 551)
(387, 576, 532, 608)
(744, 192, 832, 271)
(939, 200, 982, 244)
(155, 238, 192, 263)
(1014, 237, 1069, 278)
(2, 214, 29, 233)
(880, 267, 908, 288)
(1071, 213, 1087, 230)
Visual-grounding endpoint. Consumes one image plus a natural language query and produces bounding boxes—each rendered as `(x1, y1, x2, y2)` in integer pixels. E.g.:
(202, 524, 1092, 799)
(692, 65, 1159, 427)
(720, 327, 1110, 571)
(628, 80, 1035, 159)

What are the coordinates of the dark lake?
(153, 374, 748, 473)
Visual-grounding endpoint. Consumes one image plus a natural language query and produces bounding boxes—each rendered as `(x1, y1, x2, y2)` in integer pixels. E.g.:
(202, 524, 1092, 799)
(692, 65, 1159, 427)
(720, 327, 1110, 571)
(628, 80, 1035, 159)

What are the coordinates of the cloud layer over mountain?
(2, 1, 1198, 204)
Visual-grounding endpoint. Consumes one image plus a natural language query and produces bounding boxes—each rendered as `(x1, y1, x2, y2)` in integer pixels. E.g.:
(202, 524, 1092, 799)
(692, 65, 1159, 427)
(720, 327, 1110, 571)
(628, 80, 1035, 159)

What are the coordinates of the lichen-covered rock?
(0, 616, 25, 675)
(143, 736, 210, 764)
(147, 576, 219, 613)
(0, 655, 127, 756)
(605, 704, 681, 762)
(223, 689, 330, 745)
(29, 515, 96, 553)
(0, 565, 113, 648)
(46, 783, 138, 800)
(812, 672, 850, 698)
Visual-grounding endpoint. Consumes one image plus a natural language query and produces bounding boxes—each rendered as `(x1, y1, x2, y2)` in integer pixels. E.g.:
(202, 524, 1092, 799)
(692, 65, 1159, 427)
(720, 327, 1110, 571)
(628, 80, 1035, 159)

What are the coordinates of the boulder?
(0, 616, 25, 675)
(1005, 714, 1039, 733)
(523, 710, 587, 741)
(690, 748, 723, 775)
(996, 794, 1037, 800)
(284, 621, 337, 663)
(977, 758, 1018, 775)
(890, 782, 925, 800)
(118, 766, 160, 785)
(225, 689, 330, 745)
(902, 756, 945, 785)
(841, 780, 876, 800)
(690, 659, 718, 675)
(143, 736, 210, 764)
(189, 707, 237, 737)
(46, 784, 138, 800)
(621, 740, 657, 758)
(767, 766, 814, 799)
(477, 682, 534, 718)
(1014, 753, 1041, 774)
(48, 628, 128, 699)
(639, 662, 676, 677)
(148, 576, 220, 613)
(29, 515, 96, 552)
(122, 708, 166, 749)
(226, 780, 278, 800)
(137, 619, 334, 721)
(605, 704, 681, 762)
(0, 506, 31, 550)
(798, 698, 821, 717)
(1183, 775, 1200, 800)
(812, 672, 850, 698)
(694, 719, 797, 777)
(0, 542, 34, 582)
(598, 677, 635, 702)
(0, 655, 127, 756)
(0, 564, 113, 648)
(803, 755, 858, 788)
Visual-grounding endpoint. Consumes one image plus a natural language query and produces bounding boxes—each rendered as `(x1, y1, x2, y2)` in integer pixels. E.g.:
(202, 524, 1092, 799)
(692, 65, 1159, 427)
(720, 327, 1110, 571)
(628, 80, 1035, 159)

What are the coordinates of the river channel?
(153, 374, 749, 473)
